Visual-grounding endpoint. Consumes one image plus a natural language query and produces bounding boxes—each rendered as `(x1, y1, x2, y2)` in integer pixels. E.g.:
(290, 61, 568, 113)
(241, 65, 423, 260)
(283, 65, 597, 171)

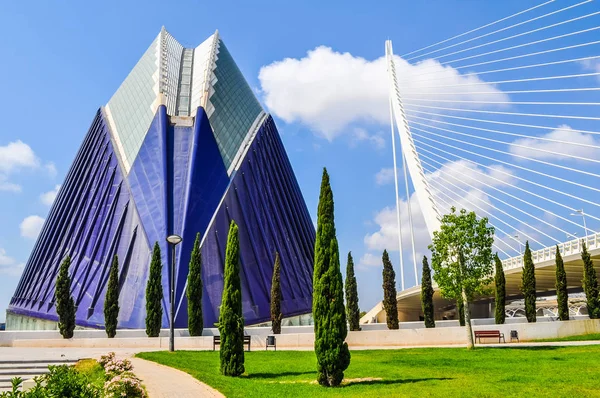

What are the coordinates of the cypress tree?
(494, 254, 506, 325)
(582, 242, 599, 319)
(145, 242, 164, 337)
(522, 241, 536, 323)
(219, 221, 245, 377)
(457, 300, 465, 326)
(313, 168, 350, 387)
(382, 249, 399, 330)
(555, 246, 569, 321)
(421, 256, 435, 328)
(104, 254, 120, 338)
(55, 255, 76, 339)
(345, 252, 361, 331)
(270, 252, 283, 335)
(187, 233, 203, 336)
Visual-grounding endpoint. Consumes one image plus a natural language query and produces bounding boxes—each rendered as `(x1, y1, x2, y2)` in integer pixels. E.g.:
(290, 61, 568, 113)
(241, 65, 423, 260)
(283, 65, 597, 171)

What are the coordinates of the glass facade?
(208, 40, 263, 169)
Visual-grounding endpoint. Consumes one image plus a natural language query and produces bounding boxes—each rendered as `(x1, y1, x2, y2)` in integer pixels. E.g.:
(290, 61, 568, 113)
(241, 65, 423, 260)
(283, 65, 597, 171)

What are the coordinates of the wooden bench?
(474, 330, 505, 344)
(213, 335, 252, 351)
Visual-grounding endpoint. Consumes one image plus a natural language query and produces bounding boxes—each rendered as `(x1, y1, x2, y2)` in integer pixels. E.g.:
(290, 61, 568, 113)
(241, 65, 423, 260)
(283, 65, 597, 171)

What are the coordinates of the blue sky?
(2, 0, 600, 321)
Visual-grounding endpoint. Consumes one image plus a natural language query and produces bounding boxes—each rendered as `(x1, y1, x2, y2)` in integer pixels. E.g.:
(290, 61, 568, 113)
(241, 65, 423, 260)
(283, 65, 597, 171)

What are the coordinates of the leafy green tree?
(582, 241, 599, 319)
(145, 242, 164, 337)
(313, 168, 350, 387)
(429, 207, 494, 349)
(521, 241, 536, 323)
(270, 252, 283, 334)
(382, 249, 399, 330)
(359, 310, 367, 319)
(104, 254, 120, 338)
(187, 233, 203, 336)
(345, 252, 361, 331)
(219, 221, 245, 377)
(421, 256, 435, 328)
(55, 255, 76, 339)
(555, 246, 569, 321)
(494, 254, 506, 325)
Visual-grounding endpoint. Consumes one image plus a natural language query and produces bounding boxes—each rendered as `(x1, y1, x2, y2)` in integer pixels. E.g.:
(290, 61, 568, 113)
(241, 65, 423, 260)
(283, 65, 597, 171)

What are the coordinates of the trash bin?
(266, 335, 276, 350)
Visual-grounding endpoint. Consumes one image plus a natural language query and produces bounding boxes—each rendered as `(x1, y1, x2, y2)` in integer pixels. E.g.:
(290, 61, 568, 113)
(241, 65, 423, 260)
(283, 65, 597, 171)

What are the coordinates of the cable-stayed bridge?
(364, 0, 600, 322)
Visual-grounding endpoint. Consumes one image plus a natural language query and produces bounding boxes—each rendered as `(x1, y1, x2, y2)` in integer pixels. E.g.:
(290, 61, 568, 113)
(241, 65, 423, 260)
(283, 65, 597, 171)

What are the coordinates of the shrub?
(43, 365, 101, 398)
(99, 352, 133, 378)
(103, 373, 147, 398)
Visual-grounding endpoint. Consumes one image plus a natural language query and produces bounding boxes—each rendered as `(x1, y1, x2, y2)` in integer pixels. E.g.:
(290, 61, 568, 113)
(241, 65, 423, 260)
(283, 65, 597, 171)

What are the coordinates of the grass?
(531, 332, 600, 342)
(137, 346, 600, 397)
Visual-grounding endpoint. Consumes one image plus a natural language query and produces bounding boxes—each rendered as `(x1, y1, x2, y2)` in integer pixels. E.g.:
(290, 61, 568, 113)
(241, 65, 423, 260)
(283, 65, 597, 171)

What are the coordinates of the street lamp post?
(570, 209, 588, 238)
(166, 234, 183, 352)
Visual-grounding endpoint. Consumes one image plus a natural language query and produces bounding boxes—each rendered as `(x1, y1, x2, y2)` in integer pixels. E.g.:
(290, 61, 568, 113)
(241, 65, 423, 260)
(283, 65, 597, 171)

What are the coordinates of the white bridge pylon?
(386, 40, 442, 290)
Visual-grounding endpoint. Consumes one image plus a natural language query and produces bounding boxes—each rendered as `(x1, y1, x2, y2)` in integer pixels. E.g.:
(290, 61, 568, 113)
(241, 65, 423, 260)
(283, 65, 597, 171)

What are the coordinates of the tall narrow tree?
(270, 252, 283, 335)
(187, 233, 203, 336)
(555, 246, 569, 321)
(494, 254, 506, 325)
(104, 254, 120, 338)
(382, 249, 399, 330)
(582, 241, 599, 319)
(521, 241, 536, 323)
(145, 242, 163, 337)
(313, 168, 350, 387)
(219, 221, 245, 377)
(421, 256, 435, 328)
(345, 252, 361, 331)
(55, 255, 76, 339)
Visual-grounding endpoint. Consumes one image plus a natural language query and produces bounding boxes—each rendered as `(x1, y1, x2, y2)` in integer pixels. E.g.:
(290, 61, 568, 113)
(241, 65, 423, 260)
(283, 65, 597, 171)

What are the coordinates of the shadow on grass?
(247, 371, 316, 379)
(343, 377, 453, 387)
(485, 346, 560, 351)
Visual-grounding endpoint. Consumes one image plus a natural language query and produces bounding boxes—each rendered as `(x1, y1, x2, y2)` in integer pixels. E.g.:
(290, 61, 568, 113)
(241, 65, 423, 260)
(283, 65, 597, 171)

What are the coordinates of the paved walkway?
(130, 357, 224, 398)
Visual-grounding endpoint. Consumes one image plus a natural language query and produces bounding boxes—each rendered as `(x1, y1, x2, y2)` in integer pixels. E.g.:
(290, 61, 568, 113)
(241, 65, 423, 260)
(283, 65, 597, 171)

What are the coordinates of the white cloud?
(375, 167, 400, 186)
(0, 141, 56, 193)
(364, 160, 515, 254)
(259, 46, 508, 140)
(45, 162, 57, 178)
(579, 59, 600, 81)
(20, 215, 45, 239)
(40, 185, 61, 206)
(0, 248, 25, 276)
(350, 128, 385, 149)
(358, 253, 382, 269)
(509, 124, 600, 161)
(0, 175, 21, 192)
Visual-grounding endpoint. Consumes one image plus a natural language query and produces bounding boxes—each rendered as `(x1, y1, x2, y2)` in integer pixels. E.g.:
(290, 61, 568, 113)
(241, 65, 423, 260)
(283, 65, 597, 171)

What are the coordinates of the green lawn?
(532, 333, 600, 342)
(137, 346, 600, 397)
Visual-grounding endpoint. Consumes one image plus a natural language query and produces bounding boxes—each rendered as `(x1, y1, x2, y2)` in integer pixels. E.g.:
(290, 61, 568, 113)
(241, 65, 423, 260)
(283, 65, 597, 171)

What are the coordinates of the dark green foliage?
(555, 246, 569, 321)
(145, 242, 164, 337)
(219, 221, 245, 377)
(270, 252, 283, 335)
(345, 252, 361, 331)
(187, 233, 203, 336)
(494, 254, 506, 325)
(55, 255, 76, 339)
(457, 300, 465, 326)
(521, 241, 536, 323)
(421, 256, 435, 328)
(359, 310, 367, 319)
(582, 242, 599, 319)
(43, 365, 101, 398)
(104, 255, 120, 338)
(313, 168, 350, 387)
(382, 250, 399, 330)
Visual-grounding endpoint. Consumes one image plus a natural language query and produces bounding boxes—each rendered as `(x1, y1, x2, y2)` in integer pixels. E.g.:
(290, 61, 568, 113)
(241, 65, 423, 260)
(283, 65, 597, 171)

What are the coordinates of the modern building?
(7, 28, 315, 330)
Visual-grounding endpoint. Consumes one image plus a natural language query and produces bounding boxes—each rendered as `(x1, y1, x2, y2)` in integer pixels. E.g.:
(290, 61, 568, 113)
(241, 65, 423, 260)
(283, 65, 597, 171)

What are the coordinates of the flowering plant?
(103, 372, 147, 398)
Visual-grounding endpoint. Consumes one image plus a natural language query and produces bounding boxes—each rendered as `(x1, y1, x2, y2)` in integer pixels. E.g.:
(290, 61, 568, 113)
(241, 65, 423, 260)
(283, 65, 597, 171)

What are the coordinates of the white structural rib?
(413, 137, 600, 217)
(401, 149, 418, 285)
(406, 1, 594, 62)
(400, 0, 555, 58)
(389, 97, 405, 291)
(386, 40, 441, 239)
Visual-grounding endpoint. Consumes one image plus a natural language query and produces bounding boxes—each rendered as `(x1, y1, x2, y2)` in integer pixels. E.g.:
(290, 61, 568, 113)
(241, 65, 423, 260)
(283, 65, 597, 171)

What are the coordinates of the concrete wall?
(2, 318, 600, 349)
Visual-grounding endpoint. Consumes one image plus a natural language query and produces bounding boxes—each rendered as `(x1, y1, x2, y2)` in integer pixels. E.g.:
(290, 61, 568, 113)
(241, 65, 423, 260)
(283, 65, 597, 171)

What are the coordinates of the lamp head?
(166, 234, 183, 245)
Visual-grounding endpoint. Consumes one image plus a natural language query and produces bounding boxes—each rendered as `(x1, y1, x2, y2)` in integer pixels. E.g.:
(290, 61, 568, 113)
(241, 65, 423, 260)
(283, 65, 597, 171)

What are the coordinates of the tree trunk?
(462, 288, 474, 349)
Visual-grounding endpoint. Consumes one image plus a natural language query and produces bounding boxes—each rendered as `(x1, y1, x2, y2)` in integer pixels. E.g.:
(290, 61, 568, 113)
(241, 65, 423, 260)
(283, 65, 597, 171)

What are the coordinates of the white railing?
(502, 232, 600, 271)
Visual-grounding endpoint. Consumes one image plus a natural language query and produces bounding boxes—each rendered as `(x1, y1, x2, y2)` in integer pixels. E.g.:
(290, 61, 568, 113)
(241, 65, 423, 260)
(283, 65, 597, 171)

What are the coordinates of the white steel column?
(386, 40, 442, 240)
(389, 96, 405, 291)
